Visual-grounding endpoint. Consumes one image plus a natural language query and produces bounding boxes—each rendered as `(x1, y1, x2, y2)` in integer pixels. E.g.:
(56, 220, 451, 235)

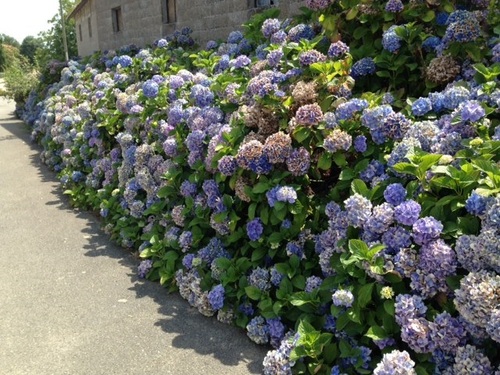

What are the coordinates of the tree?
(36, 0, 78, 67)
(0, 43, 5, 72)
(0, 34, 21, 48)
(20, 36, 43, 65)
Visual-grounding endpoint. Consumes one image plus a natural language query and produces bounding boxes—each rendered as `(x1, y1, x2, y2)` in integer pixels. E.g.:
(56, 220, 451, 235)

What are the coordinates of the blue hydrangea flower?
(350, 57, 376, 79)
(382, 26, 403, 53)
(422, 36, 442, 52)
(394, 200, 421, 226)
(353, 135, 367, 153)
(411, 97, 432, 116)
(246, 316, 269, 344)
(465, 191, 489, 216)
(384, 183, 407, 206)
(247, 218, 264, 241)
(207, 284, 225, 310)
(142, 79, 159, 98)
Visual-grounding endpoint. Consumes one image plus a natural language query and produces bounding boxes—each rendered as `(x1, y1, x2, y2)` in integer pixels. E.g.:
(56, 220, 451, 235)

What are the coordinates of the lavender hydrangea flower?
(374, 350, 416, 375)
(275, 186, 298, 204)
(261, 18, 281, 38)
(246, 316, 269, 344)
(395, 294, 427, 326)
(305, 276, 323, 292)
(460, 100, 486, 122)
(332, 289, 354, 307)
(295, 103, 324, 126)
(451, 345, 493, 374)
(137, 259, 153, 278)
(344, 193, 372, 228)
(247, 267, 271, 293)
(305, 0, 334, 10)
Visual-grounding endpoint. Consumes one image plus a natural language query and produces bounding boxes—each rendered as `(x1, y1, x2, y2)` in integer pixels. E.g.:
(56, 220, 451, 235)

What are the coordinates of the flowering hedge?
(21, 1, 500, 374)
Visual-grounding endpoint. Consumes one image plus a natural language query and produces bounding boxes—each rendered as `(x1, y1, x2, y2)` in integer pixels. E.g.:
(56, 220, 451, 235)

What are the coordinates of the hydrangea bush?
(20, 1, 500, 374)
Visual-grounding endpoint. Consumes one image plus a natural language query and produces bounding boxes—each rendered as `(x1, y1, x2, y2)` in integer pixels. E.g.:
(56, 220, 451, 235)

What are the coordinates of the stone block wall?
(72, 0, 306, 55)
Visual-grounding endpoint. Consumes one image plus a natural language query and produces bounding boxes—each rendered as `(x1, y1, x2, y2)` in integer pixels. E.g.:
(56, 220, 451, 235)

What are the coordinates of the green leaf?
(252, 182, 269, 194)
(293, 126, 311, 143)
(318, 152, 332, 170)
(365, 325, 387, 340)
(351, 179, 370, 197)
(421, 10, 435, 22)
(251, 247, 267, 262)
(245, 286, 262, 300)
(357, 283, 374, 308)
(392, 162, 417, 176)
(383, 300, 395, 316)
(349, 239, 370, 259)
(346, 8, 358, 21)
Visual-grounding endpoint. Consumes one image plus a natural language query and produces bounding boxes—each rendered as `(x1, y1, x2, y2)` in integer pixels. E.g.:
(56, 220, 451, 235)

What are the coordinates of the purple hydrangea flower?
(412, 217, 443, 245)
(460, 100, 485, 122)
(261, 18, 281, 38)
(385, 0, 404, 12)
(328, 41, 349, 58)
(394, 200, 421, 226)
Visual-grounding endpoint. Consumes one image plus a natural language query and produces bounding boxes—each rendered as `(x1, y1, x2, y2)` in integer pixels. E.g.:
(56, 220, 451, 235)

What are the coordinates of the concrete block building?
(69, 0, 304, 57)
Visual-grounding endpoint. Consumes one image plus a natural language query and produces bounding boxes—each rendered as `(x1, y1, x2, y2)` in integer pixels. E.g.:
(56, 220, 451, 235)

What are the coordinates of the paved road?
(0, 91, 267, 375)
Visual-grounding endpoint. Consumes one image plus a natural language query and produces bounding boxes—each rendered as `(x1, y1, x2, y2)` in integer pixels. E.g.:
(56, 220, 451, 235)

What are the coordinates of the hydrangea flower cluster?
(20, 2, 500, 374)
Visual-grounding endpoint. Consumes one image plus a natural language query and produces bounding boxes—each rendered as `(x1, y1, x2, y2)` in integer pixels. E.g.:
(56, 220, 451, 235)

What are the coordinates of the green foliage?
(20, 36, 43, 66)
(1, 57, 39, 104)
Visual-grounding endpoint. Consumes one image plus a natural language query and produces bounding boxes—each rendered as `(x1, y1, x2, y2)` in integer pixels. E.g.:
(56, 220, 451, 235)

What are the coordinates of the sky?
(0, 0, 62, 44)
